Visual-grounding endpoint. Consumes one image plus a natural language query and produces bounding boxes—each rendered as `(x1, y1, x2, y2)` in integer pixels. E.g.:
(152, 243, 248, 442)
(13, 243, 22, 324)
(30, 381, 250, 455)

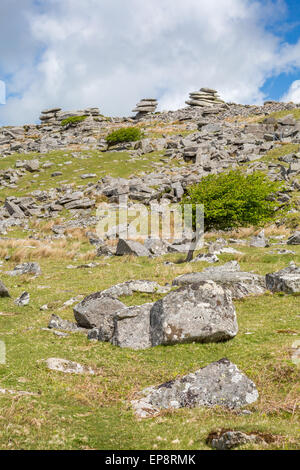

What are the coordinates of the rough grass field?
(0, 231, 299, 450)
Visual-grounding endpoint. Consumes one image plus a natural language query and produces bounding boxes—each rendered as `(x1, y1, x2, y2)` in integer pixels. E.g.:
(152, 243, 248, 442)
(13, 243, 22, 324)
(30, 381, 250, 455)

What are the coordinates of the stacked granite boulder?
(39, 107, 102, 125)
(133, 99, 158, 118)
(186, 87, 224, 108)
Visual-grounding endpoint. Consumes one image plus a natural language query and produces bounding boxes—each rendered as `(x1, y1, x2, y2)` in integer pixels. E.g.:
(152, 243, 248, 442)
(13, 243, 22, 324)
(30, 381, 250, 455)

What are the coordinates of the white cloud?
(282, 79, 300, 103)
(1, 0, 300, 125)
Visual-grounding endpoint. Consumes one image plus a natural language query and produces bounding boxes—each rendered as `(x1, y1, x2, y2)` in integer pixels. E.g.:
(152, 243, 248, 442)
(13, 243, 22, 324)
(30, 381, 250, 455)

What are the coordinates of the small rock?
(15, 292, 30, 306)
(0, 280, 10, 298)
(45, 358, 95, 375)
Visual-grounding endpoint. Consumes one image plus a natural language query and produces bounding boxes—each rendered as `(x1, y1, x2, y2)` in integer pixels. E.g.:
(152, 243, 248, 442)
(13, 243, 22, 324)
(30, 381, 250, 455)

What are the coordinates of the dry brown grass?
(0, 238, 95, 261)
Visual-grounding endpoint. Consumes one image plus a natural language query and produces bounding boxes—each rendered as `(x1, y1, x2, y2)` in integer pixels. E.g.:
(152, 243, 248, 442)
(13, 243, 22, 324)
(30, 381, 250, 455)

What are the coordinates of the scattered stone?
(6, 262, 41, 277)
(116, 239, 151, 257)
(15, 292, 30, 306)
(45, 358, 95, 375)
(287, 231, 300, 245)
(132, 359, 259, 418)
(48, 314, 85, 332)
(266, 262, 300, 293)
(24, 159, 39, 172)
(150, 281, 238, 346)
(250, 230, 268, 248)
(0, 280, 10, 298)
(191, 253, 219, 263)
(207, 430, 263, 450)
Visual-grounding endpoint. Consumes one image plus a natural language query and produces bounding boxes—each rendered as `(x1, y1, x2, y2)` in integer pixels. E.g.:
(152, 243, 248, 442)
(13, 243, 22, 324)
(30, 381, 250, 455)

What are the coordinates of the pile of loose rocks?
(186, 87, 224, 108)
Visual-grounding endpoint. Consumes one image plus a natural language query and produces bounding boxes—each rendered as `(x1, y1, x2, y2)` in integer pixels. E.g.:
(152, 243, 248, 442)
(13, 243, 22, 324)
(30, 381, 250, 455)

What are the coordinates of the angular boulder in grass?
(287, 231, 300, 245)
(150, 281, 238, 346)
(172, 261, 266, 299)
(132, 359, 258, 418)
(207, 430, 262, 450)
(112, 303, 154, 350)
(46, 358, 95, 375)
(116, 239, 151, 257)
(15, 291, 30, 306)
(0, 280, 10, 298)
(73, 293, 125, 340)
(266, 262, 300, 294)
(48, 314, 85, 333)
(6, 262, 41, 277)
(250, 229, 268, 248)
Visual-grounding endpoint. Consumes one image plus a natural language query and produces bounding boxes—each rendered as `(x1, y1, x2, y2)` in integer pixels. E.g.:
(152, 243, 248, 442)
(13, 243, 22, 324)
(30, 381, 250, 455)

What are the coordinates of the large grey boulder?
(112, 303, 154, 350)
(150, 281, 238, 346)
(287, 231, 300, 245)
(172, 261, 265, 299)
(132, 359, 259, 418)
(116, 239, 151, 257)
(73, 293, 125, 340)
(266, 262, 300, 293)
(0, 280, 10, 298)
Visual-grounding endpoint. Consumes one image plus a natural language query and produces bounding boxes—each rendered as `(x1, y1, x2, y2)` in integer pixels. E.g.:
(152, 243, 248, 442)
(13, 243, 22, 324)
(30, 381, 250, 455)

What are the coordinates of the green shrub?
(61, 115, 88, 126)
(182, 170, 286, 230)
(106, 127, 142, 146)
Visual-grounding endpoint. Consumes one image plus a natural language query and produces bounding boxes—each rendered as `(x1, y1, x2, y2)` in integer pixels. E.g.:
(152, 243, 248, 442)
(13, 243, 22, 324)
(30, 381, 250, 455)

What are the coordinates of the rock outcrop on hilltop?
(186, 87, 225, 107)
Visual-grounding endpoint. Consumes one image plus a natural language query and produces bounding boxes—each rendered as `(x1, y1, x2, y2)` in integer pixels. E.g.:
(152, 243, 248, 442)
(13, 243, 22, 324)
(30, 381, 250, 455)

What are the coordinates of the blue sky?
(1, 0, 300, 125)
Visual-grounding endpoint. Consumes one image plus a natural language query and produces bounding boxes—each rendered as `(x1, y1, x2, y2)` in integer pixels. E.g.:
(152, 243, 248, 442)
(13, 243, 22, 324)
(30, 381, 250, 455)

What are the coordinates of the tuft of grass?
(61, 116, 88, 127)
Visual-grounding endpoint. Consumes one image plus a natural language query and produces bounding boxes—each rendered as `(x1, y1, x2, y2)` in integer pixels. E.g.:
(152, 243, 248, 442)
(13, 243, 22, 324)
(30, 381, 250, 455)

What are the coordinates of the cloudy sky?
(1, 0, 300, 125)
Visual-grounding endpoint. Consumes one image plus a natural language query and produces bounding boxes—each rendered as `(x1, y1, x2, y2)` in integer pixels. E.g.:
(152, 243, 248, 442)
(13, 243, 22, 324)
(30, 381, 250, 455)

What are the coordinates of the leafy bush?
(106, 127, 142, 146)
(61, 115, 88, 126)
(182, 170, 285, 230)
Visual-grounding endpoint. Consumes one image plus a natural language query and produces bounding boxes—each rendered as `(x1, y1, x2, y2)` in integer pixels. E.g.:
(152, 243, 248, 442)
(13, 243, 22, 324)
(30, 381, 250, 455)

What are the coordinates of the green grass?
(61, 116, 88, 127)
(0, 234, 299, 450)
(0, 150, 169, 201)
(260, 143, 300, 164)
(257, 108, 300, 122)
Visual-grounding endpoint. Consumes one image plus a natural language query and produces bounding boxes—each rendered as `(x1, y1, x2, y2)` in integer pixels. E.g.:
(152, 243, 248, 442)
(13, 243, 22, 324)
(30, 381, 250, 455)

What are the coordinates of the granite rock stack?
(39, 107, 102, 125)
(186, 87, 224, 108)
(133, 98, 158, 118)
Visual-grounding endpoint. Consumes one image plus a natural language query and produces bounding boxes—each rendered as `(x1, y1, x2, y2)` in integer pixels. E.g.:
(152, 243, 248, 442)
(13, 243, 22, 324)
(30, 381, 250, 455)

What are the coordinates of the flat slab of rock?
(116, 239, 151, 257)
(150, 281, 238, 346)
(112, 303, 154, 350)
(172, 261, 266, 299)
(0, 280, 10, 298)
(102, 280, 170, 298)
(132, 359, 258, 418)
(73, 293, 125, 339)
(45, 358, 95, 375)
(266, 262, 300, 293)
(48, 314, 86, 333)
